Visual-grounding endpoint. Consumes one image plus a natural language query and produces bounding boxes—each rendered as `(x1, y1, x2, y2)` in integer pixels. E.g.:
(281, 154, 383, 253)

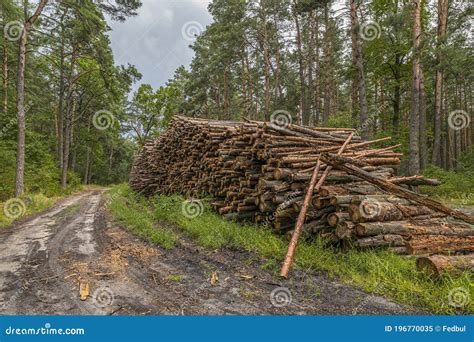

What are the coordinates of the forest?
(0, 0, 473, 201)
(0, 0, 142, 200)
(0, 0, 473, 319)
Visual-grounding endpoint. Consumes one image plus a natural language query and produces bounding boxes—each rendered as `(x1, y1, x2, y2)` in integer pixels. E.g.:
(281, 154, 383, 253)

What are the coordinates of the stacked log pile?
(130, 116, 474, 275)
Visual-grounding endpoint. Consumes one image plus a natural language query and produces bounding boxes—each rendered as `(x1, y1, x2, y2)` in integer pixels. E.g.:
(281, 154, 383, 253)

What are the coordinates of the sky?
(106, 0, 213, 92)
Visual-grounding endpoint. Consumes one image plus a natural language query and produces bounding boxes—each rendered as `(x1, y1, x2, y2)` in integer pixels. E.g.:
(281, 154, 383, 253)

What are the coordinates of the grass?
(106, 185, 176, 250)
(0, 182, 88, 229)
(107, 184, 473, 314)
(0, 193, 60, 228)
(421, 165, 474, 206)
(166, 274, 184, 282)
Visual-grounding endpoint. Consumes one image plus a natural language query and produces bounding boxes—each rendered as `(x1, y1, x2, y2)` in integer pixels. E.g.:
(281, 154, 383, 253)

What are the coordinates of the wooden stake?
(280, 133, 354, 278)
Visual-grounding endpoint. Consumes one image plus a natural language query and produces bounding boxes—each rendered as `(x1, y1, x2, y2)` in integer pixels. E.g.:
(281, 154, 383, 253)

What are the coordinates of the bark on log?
(351, 201, 439, 223)
(406, 235, 474, 255)
(356, 220, 474, 237)
(130, 116, 474, 261)
(416, 254, 474, 277)
(354, 234, 406, 248)
(321, 153, 474, 225)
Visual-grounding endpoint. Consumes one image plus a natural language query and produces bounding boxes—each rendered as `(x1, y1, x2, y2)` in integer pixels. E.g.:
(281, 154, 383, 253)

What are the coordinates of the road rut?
(0, 190, 422, 315)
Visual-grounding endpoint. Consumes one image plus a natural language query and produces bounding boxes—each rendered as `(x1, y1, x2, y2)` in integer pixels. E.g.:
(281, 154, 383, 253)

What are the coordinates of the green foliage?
(458, 147, 474, 170)
(325, 111, 353, 129)
(0, 141, 17, 199)
(125, 83, 184, 144)
(0, 139, 82, 200)
(0, 137, 83, 228)
(421, 165, 474, 205)
(0, 0, 143, 196)
(158, 0, 473, 177)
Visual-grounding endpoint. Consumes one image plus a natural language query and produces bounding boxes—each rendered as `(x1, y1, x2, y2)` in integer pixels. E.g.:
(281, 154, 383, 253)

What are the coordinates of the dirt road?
(0, 190, 422, 315)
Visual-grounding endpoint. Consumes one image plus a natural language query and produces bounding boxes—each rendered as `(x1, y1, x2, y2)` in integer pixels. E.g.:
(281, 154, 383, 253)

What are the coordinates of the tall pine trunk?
(83, 117, 91, 184)
(61, 44, 77, 189)
(240, 47, 248, 112)
(57, 9, 67, 168)
(314, 10, 321, 125)
(350, 1, 359, 127)
(307, 10, 316, 126)
(293, 4, 306, 125)
(408, 0, 422, 175)
(2, 31, 8, 115)
(419, 64, 427, 170)
(14, 0, 49, 197)
(392, 55, 402, 134)
(14, 30, 28, 197)
(322, 3, 332, 125)
(350, 0, 369, 140)
(259, 6, 271, 121)
(273, 13, 283, 100)
(432, 0, 449, 166)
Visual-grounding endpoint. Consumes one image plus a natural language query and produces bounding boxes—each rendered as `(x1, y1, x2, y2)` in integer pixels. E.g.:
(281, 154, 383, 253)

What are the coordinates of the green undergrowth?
(421, 165, 474, 206)
(107, 184, 473, 314)
(0, 193, 56, 228)
(0, 184, 88, 228)
(106, 185, 176, 249)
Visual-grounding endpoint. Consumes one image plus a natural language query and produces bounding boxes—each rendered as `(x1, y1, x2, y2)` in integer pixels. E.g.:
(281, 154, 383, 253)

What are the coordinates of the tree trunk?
(419, 64, 427, 170)
(240, 46, 248, 111)
(293, 4, 306, 126)
(308, 10, 315, 126)
(350, 0, 369, 140)
(61, 44, 77, 189)
(272, 12, 283, 100)
(14, 29, 28, 197)
(314, 10, 321, 125)
(83, 116, 91, 184)
(322, 3, 332, 125)
(441, 80, 448, 169)
(57, 9, 67, 168)
(392, 60, 401, 134)
(244, 47, 254, 117)
(69, 99, 76, 170)
(61, 105, 71, 188)
(223, 66, 230, 119)
(260, 6, 271, 121)
(87, 156, 93, 184)
(454, 83, 462, 168)
(14, 0, 49, 197)
(83, 146, 90, 185)
(2, 30, 8, 115)
(432, 0, 449, 166)
(350, 1, 359, 127)
(467, 82, 473, 147)
(107, 147, 114, 179)
(408, 0, 422, 175)
(355, 220, 473, 237)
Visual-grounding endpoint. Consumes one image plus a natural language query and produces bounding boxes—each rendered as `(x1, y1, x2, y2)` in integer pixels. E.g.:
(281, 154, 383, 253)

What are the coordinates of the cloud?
(106, 0, 212, 92)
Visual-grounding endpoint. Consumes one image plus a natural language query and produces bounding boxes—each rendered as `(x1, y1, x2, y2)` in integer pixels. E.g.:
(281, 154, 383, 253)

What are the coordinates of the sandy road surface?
(0, 190, 422, 315)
